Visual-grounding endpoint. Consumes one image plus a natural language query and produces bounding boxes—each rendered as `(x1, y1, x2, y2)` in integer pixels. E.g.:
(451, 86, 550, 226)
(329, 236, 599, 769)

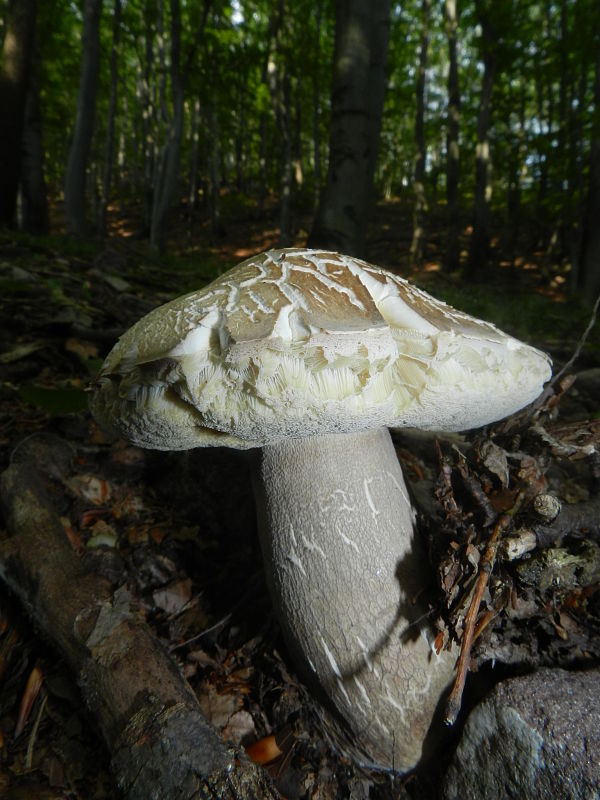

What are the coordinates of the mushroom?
(90, 248, 551, 772)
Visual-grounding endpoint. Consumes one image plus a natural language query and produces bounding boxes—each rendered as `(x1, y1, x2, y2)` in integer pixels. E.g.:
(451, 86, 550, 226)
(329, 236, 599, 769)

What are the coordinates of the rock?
(444, 668, 600, 800)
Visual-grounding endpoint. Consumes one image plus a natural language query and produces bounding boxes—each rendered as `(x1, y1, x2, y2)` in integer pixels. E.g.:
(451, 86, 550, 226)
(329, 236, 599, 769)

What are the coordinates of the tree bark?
(308, 0, 391, 257)
(98, 0, 122, 238)
(150, 0, 184, 253)
(579, 5, 600, 304)
(0, 0, 36, 228)
(409, 0, 431, 268)
(0, 463, 281, 800)
(65, 0, 102, 236)
(207, 92, 223, 239)
(312, 0, 323, 208)
(444, 0, 460, 271)
(268, 0, 294, 248)
(150, 0, 210, 252)
(21, 75, 49, 234)
(466, 0, 496, 278)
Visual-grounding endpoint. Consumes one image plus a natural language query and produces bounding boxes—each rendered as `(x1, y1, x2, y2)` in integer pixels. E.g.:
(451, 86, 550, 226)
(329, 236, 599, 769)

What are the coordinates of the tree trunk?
(267, 0, 294, 248)
(150, 0, 184, 253)
(65, 0, 102, 236)
(141, 5, 156, 234)
(0, 0, 36, 228)
(98, 0, 122, 237)
(207, 93, 223, 239)
(187, 96, 201, 225)
(150, 0, 210, 253)
(466, 1, 496, 279)
(312, 0, 323, 208)
(21, 75, 49, 234)
(278, 72, 294, 246)
(409, 0, 431, 268)
(308, 0, 391, 257)
(444, 0, 460, 271)
(579, 9, 600, 305)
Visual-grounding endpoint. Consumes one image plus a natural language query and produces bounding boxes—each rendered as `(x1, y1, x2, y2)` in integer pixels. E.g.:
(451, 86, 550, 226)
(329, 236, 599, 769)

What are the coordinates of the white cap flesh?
(91, 248, 552, 449)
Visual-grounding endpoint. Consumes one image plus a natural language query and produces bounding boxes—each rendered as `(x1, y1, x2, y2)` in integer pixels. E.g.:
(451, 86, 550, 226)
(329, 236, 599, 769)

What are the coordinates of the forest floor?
(0, 196, 599, 799)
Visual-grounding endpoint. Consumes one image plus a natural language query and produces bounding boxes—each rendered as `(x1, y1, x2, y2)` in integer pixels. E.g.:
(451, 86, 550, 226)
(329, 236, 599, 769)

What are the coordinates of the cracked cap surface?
(90, 248, 552, 449)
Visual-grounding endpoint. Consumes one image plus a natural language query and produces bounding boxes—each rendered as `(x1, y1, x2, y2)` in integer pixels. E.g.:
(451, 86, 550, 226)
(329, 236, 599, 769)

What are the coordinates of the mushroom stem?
(253, 427, 455, 772)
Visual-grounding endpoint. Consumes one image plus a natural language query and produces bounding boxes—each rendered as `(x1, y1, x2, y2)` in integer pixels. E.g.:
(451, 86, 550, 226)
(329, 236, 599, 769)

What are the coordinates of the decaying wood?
(0, 463, 280, 800)
(532, 494, 600, 548)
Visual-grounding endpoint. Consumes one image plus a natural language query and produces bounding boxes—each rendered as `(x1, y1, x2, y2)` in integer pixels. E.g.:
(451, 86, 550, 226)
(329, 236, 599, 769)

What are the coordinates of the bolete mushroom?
(90, 248, 551, 772)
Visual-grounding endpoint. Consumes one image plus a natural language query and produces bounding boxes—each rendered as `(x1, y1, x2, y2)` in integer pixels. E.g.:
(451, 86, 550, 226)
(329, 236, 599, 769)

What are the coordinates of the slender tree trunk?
(294, 83, 303, 188)
(466, 2, 496, 278)
(279, 72, 294, 246)
(409, 0, 431, 268)
(0, 0, 36, 228)
(65, 0, 102, 236)
(267, 0, 294, 247)
(507, 79, 526, 264)
(568, 53, 589, 291)
(150, 3, 184, 252)
(188, 97, 200, 221)
(312, 0, 323, 208)
(150, 0, 210, 252)
(98, 0, 122, 237)
(308, 0, 391, 257)
(579, 8, 600, 305)
(207, 93, 223, 238)
(118, 87, 128, 213)
(141, 11, 155, 234)
(535, 0, 556, 238)
(444, 0, 460, 271)
(21, 71, 49, 234)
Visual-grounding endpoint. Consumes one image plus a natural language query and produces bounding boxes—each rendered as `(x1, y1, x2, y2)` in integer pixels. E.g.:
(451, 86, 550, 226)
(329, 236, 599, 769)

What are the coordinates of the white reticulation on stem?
(90, 248, 552, 773)
(254, 427, 454, 771)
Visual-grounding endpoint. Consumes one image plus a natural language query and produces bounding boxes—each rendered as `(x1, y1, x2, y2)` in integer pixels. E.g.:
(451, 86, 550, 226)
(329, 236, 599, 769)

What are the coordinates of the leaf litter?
(0, 234, 598, 798)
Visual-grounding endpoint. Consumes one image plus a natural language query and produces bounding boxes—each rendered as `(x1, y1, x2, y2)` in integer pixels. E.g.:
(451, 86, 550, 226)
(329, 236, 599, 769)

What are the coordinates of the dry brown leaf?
(152, 578, 192, 616)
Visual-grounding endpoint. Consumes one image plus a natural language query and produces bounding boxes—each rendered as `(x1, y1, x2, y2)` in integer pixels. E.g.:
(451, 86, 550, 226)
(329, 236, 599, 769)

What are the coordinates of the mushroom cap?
(90, 248, 552, 449)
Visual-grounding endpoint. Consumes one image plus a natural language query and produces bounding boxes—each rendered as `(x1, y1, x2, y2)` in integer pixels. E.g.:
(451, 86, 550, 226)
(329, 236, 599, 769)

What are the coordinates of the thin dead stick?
(444, 514, 510, 725)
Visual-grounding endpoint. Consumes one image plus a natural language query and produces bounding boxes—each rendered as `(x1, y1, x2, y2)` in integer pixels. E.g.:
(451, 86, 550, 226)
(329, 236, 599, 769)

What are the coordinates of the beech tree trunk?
(268, 0, 294, 248)
(579, 8, 600, 305)
(444, 0, 460, 271)
(21, 75, 49, 234)
(98, 0, 122, 237)
(65, 0, 102, 236)
(150, 0, 184, 253)
(150, 0, 210, 252)
(308, 0, 391, 257)
(0, 0, 36, 228)
(312, 0, 323, 208)
(466, 1, 496, 278)
(409, 0, 431, 268)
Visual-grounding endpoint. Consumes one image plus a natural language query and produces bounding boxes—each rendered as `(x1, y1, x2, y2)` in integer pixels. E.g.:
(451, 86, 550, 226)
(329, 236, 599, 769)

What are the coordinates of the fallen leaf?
(15, 663, 43, 738)
(223, 710, 256, 744)
(246, 734, 282, 765)
(153, 578, 192, 615)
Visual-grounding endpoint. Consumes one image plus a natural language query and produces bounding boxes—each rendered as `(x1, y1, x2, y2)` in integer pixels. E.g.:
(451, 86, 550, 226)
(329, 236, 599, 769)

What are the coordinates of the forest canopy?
(0, 0, 599, 297)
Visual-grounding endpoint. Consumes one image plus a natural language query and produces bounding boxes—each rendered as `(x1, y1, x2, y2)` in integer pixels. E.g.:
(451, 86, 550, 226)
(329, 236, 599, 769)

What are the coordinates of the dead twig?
(444, 514, 511, 725)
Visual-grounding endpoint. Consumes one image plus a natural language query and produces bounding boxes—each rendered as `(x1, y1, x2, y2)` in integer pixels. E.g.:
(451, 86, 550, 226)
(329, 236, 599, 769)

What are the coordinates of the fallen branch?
(0, 463, 280, 800)
(533, 495, 600, 548)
